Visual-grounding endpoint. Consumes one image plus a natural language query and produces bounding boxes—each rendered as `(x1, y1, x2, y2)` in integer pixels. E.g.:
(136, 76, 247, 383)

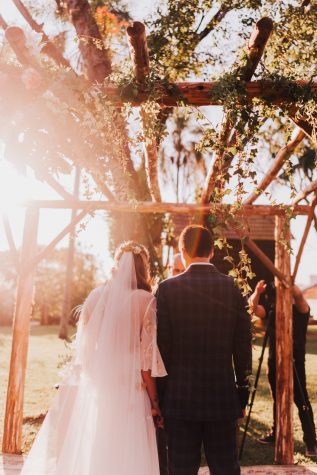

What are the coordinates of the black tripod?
(239, 318, 270, 460)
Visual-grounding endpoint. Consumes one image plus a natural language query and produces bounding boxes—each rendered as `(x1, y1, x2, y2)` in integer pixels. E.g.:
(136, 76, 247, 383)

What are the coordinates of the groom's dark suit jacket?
(156, 263, 252, 421)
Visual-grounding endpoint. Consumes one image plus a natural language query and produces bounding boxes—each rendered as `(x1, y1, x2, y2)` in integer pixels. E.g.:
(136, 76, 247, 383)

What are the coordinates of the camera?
(265, 281, 276, 302)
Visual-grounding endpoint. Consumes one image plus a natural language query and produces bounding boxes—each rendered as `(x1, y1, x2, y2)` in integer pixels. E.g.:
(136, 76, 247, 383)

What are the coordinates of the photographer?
(249, 280, 317, 457)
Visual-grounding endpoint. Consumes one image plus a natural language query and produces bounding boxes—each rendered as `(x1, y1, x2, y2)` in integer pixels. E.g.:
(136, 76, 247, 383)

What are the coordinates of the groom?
(157, 225, 252, 475)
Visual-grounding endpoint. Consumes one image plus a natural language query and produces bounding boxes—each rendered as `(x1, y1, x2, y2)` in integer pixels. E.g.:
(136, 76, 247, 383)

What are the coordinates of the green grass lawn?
(1, 324, 317, 466)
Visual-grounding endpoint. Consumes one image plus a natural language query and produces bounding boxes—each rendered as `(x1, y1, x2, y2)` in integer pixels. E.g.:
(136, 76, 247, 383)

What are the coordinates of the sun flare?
(0, 160, 32, 211)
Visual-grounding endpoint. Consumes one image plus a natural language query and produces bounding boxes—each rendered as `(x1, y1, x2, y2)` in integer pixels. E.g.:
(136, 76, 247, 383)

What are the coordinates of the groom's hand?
(237, 384, 250, 411)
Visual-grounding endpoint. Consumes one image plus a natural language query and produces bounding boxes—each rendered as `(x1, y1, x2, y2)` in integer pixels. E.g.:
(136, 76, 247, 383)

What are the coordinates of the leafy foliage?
(1, 0, 317, 289)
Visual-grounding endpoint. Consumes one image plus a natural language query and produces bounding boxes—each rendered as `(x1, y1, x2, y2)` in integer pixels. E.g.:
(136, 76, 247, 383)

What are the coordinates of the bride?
(21, 241, 167, 475)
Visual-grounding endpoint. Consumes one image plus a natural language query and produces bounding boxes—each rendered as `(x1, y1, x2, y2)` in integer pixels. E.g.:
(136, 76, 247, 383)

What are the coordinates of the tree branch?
(64, 0, 112, 82)
(197, 7, 229, 42)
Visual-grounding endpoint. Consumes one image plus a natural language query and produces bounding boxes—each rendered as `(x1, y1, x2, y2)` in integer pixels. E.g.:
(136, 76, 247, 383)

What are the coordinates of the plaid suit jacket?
(156, 263, 252, 421)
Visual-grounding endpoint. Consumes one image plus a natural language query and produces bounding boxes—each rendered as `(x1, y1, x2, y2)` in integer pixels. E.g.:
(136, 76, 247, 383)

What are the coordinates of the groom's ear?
(209, 248, 214, 261)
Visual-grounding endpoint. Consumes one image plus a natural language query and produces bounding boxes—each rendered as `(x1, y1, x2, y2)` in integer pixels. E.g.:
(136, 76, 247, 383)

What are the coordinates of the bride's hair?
(114, 241, 152, 292)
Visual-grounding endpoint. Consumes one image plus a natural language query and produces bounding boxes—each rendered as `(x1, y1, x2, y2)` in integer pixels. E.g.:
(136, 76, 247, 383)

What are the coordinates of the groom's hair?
(179, 225, 214, 258)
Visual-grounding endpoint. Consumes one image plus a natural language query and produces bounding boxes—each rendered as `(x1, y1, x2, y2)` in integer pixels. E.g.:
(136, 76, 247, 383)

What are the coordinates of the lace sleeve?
(140, 296, 167, 378)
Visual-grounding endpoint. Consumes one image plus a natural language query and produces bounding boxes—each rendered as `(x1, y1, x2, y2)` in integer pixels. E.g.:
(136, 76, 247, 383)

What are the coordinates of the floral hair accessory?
(132, 245, 142, 255)
(115, 241, 148, 261)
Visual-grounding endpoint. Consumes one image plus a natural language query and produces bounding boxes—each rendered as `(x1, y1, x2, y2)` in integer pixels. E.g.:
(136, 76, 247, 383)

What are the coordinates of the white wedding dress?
(21, 252, 167, 475)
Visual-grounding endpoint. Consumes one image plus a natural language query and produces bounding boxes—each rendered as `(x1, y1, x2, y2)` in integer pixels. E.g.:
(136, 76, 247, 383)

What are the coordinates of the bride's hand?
(151, 407, 164, 429)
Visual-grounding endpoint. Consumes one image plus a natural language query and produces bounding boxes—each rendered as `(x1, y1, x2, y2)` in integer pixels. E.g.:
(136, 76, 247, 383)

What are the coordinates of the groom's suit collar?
(185, 262, 218, 273)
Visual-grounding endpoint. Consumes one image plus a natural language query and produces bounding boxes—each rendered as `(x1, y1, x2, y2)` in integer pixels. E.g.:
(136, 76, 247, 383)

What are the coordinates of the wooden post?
(2, 205, 39, 454)
(127, 21, 162, 202)
(59, 167, 80, 340)
(274, 215, 293, 465)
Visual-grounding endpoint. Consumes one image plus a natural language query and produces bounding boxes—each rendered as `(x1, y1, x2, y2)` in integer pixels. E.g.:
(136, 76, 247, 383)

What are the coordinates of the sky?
(1, 0, 317, 289)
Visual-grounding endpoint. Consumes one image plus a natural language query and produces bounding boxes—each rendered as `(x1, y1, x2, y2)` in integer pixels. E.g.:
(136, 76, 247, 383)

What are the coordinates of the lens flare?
(0, 161, 32, 211)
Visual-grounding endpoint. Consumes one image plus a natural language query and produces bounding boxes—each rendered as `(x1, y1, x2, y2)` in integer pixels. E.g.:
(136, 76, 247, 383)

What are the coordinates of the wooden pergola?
(1, 1, 317, 466)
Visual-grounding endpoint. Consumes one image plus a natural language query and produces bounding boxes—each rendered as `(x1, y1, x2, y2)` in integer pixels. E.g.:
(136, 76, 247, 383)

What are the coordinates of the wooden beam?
(60, 167, 81, 340)
(0, 14, 8, 29)
(274, 215, 293, 464)
(245, 237, 289, 287)
(10, 0, 70, 67)
(2, 206, 39, 454)
(292, 179, 317, 205)
(292, 193, 317, 282)
(127, 22, 149, 83)
(19, 200, 311, 216)
(2, 66, 317, 108)
(239, 17, 274, 82)
(1, 214, 20, 269)
(228, 216, 289, 285)
(201, 17, 274, 203)
(288, 110, 314, 139)
(43, 173, 79, 202)
(100, 79, 317, 107)
(244, 128, 305, 205)
(64, 0, 111, 82)
(26, 208, 90, 272)
(127, 21, 161, 202)
(4, 26, 38, 68)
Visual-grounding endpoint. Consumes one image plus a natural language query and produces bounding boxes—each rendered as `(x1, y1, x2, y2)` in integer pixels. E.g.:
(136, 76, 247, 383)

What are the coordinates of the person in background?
(249, 280, 317, 457)
(169, 253, 185, 277)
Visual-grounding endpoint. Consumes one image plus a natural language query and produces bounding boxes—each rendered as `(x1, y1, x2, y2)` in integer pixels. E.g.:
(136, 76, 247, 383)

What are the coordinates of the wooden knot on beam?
(127, 21, 149, 84)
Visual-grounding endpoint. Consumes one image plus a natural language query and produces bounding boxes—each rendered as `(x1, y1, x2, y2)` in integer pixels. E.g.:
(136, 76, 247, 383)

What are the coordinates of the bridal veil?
(21, 252, 166, 475)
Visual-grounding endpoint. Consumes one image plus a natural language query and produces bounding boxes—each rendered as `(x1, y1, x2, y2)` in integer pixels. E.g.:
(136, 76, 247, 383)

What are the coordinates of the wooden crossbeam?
(127, 21, 162, 202)
(25, 208, 91, 273)
(18, 200, 311, 215)
(1, 64, 317, 110)
(43, 173, 79, 202)
(98, 80, 317, 107)
(244, 128, 305, 205)
(245, 237, 289, 287)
